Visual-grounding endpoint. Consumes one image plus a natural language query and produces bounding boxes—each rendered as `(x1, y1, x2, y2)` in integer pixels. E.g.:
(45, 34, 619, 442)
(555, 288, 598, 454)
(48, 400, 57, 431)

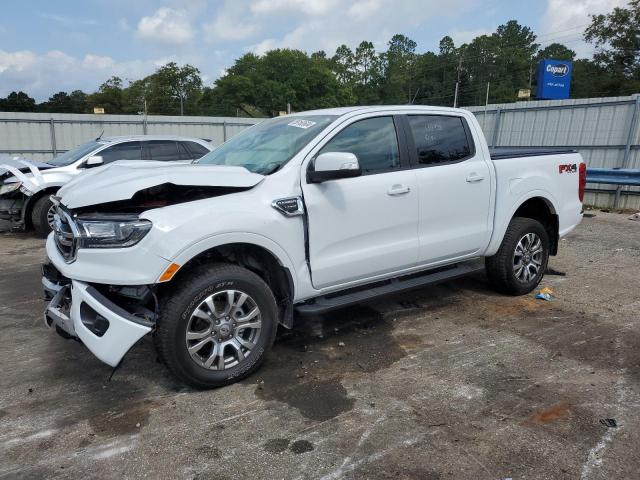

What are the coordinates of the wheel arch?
(164, 237, 296, 328)
(487, 191, 560, 257)
(22, 186, 61, 228)
(511, 196, 559, 255)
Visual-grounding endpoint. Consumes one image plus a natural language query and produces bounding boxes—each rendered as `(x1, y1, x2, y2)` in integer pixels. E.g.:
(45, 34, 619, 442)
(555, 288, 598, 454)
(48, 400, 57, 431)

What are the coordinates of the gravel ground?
(1, 212, 639, 480)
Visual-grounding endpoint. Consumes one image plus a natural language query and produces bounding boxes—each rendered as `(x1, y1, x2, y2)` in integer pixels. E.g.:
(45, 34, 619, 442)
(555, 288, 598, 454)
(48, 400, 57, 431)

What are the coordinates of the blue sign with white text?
(536, 59, 572, 100)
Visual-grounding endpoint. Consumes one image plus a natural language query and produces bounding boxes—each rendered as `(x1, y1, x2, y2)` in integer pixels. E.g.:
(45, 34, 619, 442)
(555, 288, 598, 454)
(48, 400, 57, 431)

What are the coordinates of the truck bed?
(490, 148, 577, 160)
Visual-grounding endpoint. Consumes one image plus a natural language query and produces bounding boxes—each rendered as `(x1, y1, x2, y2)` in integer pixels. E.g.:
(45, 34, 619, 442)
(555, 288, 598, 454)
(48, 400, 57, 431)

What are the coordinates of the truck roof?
(291, 105, 467, 117)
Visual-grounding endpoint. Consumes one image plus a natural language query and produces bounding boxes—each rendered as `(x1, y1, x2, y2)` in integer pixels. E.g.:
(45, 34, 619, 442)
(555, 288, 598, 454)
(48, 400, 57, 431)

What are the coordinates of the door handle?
(387, 184, 411, 196)
(466, 173, 485, 183)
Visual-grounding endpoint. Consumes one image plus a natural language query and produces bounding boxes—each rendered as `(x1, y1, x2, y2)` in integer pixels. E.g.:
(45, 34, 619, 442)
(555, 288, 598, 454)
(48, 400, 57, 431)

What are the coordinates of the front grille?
(52, 205, 78, 263)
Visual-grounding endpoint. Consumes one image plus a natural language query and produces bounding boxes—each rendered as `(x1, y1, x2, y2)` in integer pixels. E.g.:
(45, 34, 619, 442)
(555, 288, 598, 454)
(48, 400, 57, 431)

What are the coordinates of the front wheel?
(31, 195, 56, 238)
(485, 217, 550, 295)
(155, 263, 278, 388)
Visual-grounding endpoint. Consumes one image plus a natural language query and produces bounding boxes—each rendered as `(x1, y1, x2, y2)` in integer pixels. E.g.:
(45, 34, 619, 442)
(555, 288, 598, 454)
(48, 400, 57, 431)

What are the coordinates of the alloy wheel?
(513, 232, 544, 282)
(185, 289, 262, 370)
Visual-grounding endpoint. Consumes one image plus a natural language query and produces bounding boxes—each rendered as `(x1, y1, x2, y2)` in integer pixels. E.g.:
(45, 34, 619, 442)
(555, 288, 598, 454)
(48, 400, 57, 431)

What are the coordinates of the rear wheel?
(155, 263, 278, 388)
(31, 195, 56, 238)
(485, 217, 549, 295)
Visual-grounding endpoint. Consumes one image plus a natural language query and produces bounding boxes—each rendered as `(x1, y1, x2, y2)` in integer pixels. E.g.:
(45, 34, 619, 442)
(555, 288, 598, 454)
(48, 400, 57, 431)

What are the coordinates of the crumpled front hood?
(58, 160, 265, 209)
(0, 157, 55, 188)
(0, 157, 53, 176)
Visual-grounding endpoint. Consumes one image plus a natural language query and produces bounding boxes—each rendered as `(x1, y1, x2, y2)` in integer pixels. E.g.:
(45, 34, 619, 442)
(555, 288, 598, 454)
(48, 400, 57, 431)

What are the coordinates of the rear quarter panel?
(486, 152, 584, 256)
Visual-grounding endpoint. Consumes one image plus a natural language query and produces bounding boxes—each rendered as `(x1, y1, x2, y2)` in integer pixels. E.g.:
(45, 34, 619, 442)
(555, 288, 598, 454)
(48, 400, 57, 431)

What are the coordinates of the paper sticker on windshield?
(288, 119, 316, 129)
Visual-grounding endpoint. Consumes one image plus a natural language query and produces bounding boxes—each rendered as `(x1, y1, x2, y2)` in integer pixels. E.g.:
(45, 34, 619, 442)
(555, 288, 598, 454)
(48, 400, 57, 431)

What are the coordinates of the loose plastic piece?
(535, 287, 554, 301)
(600, 418, 617, 428)
(628, 212, 640, 221)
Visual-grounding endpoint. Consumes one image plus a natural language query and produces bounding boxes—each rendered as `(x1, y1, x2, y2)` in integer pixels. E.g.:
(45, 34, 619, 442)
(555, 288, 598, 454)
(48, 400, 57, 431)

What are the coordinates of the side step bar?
(295, 260, 485, 315)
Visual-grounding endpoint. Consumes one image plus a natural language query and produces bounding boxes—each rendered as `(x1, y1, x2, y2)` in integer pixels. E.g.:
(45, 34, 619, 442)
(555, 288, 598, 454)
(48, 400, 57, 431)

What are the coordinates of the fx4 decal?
(559, 164, 577, 174)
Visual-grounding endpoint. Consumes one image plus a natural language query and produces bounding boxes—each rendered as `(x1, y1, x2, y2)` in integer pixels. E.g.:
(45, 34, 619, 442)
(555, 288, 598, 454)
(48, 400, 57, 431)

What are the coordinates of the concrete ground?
(1, 212, 639, 480)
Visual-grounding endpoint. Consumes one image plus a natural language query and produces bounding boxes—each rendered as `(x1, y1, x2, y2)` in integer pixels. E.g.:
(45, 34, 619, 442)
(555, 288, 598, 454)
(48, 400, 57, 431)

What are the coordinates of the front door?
(301, 115, 419, 289)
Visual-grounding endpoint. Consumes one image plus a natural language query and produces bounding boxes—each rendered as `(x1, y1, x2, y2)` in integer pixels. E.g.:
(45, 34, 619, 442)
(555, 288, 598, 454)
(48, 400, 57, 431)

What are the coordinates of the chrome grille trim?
(52, 204, 79, 263)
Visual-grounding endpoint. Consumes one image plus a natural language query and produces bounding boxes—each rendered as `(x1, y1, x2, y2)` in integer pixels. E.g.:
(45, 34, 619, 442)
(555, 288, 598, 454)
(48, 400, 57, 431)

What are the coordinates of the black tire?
(155, 263, 278, 389)
(31, 195, 55, 238)
(485, 217, 550, 295)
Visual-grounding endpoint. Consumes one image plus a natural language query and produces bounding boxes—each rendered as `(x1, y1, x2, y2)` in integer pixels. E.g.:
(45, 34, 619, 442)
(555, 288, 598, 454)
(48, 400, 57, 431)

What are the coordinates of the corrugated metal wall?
(0, 112, 260, 161)
(466, 95, 640, 209)
(3, 98, 640, 209)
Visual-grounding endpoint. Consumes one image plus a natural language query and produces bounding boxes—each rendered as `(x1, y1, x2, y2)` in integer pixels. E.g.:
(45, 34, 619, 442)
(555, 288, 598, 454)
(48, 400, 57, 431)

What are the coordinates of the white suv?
(0, 135, 213, 236)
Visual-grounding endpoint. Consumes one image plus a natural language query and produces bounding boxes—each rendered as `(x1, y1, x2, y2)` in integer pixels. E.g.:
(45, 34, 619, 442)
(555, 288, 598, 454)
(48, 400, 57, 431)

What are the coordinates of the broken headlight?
(0, 181, 22, 196)
(76, 217, 152, 248)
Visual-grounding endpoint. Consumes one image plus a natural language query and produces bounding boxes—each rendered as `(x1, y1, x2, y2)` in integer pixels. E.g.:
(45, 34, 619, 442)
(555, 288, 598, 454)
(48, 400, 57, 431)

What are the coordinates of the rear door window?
(176, 142, 194, 160)
(406, 115, 474, 166)
(183, 141, 210, 159)
(146, 140, 181, 161)
(99, 141, 143, 164)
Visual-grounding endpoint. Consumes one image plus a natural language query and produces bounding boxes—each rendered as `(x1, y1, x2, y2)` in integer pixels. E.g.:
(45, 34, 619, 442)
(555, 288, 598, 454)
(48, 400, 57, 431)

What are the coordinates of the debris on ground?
(546, 267, 567, 276)
(535, 287, 554, 301)
(600, 418, 617, 428)
(338, 342, 345, 347)
(628, 212, 640, 221)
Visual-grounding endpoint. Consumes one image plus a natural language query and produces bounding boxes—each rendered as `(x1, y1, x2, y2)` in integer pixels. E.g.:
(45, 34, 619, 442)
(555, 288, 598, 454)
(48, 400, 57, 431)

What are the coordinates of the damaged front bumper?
(42, 261, 155, 367)
(0, 196, 25, 224)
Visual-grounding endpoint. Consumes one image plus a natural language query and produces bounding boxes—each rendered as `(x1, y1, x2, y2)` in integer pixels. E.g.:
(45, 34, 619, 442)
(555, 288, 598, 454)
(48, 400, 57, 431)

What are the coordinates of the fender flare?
(485, 189, 559, 257)
(21, 185, 64, 224)
(166, 232, 299, 297)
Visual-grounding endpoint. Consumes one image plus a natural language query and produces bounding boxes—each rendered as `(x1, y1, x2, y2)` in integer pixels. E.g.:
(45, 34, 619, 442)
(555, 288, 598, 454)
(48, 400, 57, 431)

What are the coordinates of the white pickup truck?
(42, 106, 586, 388)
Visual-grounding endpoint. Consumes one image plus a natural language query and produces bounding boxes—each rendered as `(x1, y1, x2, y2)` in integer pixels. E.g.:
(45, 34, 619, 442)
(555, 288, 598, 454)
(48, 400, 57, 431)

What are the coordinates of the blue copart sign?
(536, 59, 572, 100)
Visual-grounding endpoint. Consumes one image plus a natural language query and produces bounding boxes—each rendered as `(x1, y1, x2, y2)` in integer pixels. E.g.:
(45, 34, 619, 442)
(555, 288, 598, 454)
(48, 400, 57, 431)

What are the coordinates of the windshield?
(197, 115, 337, 174)
(48, 140, 104, 167)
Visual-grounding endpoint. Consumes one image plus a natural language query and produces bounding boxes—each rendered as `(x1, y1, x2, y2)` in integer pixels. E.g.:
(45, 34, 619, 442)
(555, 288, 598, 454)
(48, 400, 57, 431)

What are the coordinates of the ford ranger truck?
(41, 106, 586, 388)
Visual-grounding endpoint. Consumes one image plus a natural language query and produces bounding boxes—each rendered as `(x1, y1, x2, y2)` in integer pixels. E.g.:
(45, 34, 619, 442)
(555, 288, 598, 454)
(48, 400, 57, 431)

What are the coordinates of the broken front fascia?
(0, 159, 46, 196)
(0, 196, 24, 222)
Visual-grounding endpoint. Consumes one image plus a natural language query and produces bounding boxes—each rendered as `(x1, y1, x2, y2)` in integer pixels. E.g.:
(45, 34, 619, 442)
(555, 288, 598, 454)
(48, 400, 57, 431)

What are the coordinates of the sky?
(0, 0, 627, 100)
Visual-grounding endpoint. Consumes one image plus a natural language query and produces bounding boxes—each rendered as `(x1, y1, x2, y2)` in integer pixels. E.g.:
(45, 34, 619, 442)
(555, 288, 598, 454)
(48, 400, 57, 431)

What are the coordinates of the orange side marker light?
(159, 263, 181, 282)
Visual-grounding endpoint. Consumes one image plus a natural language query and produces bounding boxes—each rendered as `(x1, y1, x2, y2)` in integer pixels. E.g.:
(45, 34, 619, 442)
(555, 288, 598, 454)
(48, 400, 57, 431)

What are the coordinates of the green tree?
(147, 63, 203, 115)
(381, 34, 418, 103)
(69, 90, 89, 113)
(332, 45, 356, 85)
(0, 91, 37, 112)
(41, 91, 73, 113)
(208, 49, 353, 116)
(536, 43, 576, 61)
(585, 0, 640, 77)
(89, 76, 124, 114)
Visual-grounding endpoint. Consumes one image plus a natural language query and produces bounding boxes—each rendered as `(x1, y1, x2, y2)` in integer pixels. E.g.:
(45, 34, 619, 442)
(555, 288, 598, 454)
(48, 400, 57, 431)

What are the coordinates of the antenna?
(95, 130, 104, 141)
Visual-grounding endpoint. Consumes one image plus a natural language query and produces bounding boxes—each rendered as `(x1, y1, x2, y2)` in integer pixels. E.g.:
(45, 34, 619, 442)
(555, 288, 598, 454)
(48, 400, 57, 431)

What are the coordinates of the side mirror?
(307, 152, 361, 183)
(84, 155, 104, 168)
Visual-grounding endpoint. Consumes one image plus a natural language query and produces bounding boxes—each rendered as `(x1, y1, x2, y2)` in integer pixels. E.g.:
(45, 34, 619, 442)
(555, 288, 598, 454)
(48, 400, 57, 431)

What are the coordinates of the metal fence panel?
(0, 112, 260, 162)
(466, 94, 640, 209)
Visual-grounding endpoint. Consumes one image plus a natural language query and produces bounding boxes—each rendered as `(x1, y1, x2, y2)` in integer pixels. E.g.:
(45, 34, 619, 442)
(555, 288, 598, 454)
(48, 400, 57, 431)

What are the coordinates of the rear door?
(144, 140, 192, 162)
(402, 114, 492, 264)
(301, 115, 419, 289)
(182, 141, 211, 160)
